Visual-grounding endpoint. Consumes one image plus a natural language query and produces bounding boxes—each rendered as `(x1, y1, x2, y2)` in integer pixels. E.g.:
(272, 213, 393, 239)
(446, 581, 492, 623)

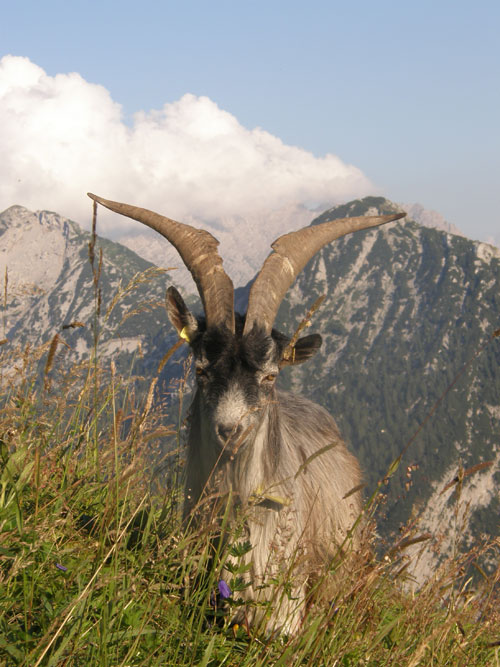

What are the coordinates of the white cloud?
(0, 55, 375, 235)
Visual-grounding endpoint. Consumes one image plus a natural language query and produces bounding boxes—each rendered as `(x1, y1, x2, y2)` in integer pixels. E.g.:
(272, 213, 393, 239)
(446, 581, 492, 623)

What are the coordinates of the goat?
(87, 192, 404, 633)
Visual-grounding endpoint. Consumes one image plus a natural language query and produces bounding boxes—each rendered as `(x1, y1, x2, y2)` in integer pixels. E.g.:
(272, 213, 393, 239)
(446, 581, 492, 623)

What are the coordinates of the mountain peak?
(0, 205, 74, 234)
(401, 202, 465, 237)
(311, 196, 405, 226)
(0, 207, 76, 324)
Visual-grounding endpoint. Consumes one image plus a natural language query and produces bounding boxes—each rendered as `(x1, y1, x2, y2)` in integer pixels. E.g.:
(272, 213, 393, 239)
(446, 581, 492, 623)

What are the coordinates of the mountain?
(400, 202, 466, 238)
(270, 197, 500, 579)
(119, 200, 477, 292)
(2, 198, 499, 582)
(0, 205, 183, 383)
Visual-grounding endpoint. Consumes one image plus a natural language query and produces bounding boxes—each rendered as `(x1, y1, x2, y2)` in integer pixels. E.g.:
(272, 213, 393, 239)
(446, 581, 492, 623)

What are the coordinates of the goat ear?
(281, 334, 322, 366)
(166, 286, 199, 344)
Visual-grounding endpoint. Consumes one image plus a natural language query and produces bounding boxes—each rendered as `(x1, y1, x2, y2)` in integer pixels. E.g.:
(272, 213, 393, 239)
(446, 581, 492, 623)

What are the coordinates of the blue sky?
(1, 0, 499, 242)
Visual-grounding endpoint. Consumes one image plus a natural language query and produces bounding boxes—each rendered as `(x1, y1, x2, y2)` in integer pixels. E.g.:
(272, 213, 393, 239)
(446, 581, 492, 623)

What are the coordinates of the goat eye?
(196, 367, 207, 378)
(262, 374, 276, 384)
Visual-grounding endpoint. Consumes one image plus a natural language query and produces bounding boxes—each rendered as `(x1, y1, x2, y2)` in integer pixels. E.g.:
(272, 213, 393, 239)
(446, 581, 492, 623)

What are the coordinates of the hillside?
(268, 197, 500, 576)
(2, 197, 499, 581)
(0, 204, 183, 382)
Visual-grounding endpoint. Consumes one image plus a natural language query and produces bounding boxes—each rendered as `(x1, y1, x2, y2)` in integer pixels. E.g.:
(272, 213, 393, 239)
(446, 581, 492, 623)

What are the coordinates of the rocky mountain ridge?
(400, 202, 466, 238)
(235, 196, 500, 579)
(118, 199, 483, 291)
(0, 204, 177, 381)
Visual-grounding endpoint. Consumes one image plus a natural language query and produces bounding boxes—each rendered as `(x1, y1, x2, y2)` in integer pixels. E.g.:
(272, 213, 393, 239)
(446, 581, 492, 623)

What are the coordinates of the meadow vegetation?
(0, 266, 498, 666)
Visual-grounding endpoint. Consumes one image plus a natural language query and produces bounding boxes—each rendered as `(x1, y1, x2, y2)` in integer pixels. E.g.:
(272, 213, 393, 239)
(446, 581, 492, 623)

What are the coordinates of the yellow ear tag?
(179, 326, 191, 343)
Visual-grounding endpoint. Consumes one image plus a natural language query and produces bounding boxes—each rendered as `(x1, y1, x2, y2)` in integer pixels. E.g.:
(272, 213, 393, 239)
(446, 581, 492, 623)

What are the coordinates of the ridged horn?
(244, 212, 406, 335)
(87, 193, 235, 332)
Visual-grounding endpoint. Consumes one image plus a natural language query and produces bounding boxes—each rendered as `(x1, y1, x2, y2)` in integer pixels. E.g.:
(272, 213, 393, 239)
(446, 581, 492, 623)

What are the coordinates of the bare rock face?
(0, 204, 174, 372)
(0, 206, 70, 327)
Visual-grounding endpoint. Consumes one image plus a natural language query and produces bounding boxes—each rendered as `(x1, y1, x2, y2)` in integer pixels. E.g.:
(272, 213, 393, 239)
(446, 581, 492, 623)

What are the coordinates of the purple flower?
(55, 563, 68, 572)
(218, 579, 231, 599)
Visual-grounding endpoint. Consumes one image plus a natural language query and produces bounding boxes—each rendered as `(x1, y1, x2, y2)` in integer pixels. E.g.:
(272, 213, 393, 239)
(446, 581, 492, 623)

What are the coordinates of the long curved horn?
(244, 212, 406, 335)
(87, 193, 235, 332)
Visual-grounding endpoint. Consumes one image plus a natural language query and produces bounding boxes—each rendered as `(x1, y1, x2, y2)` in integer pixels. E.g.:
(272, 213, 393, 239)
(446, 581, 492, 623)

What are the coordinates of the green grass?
(0, 276, 499, 666)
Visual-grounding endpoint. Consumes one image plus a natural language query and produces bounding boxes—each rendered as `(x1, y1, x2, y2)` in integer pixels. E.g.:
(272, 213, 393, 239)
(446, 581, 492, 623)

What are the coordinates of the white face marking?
(213, 383, 249, 431)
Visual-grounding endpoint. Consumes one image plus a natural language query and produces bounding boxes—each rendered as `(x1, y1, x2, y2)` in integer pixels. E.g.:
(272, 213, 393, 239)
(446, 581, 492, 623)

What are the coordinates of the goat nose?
(217, 424, 242, 442)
